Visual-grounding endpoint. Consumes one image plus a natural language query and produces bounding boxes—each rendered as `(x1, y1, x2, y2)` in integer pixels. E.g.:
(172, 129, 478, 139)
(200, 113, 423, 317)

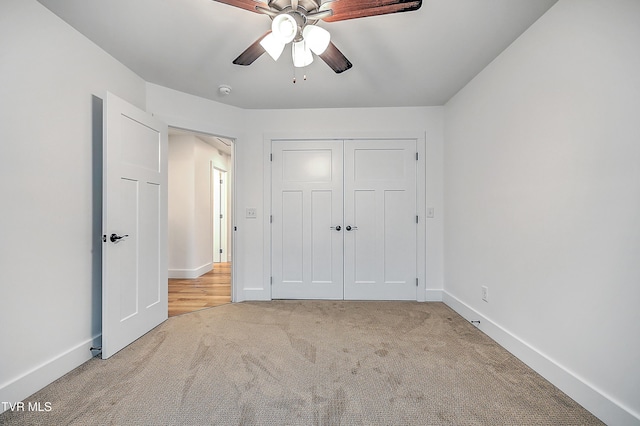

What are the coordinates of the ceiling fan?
(213, 0, 422, 73)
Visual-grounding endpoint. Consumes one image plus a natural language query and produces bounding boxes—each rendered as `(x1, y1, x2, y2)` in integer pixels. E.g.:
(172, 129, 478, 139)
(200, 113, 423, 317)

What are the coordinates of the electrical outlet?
(427, 207, 435, 218)
(245, 208, 257, 218)
(481, 286, 489, 302)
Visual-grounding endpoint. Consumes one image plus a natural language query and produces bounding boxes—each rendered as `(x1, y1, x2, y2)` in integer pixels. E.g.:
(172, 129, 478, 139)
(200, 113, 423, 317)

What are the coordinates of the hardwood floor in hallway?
(168, 262, 231, 317)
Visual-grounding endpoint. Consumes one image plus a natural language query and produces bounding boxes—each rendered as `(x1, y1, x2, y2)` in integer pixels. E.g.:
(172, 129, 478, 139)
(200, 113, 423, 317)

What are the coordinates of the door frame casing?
(156, 115, 239, 303)
(212, 166, 229, 263)
(263, 131, 427, 302)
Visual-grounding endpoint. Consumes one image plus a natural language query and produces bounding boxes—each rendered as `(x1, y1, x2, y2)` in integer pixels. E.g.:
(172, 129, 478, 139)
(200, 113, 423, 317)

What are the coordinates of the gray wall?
(444, 1, 640, 423)
(2, 0, 638, 424)
(146, 85, 446, 303)
(0, 0, 146, 406)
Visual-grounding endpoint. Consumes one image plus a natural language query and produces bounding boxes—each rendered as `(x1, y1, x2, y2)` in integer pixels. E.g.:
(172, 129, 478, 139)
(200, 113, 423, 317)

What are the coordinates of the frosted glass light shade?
(292, 41, 313, 67)
(302, 25, 330, 55)
(271, 14, 297, 44)
(260, 33, 286, 60)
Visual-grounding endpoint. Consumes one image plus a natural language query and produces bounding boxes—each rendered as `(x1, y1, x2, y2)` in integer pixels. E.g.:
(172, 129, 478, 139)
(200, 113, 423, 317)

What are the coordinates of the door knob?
(346, 225, 358, 231)
(330, 225, 341, 231)
(110, 233, 129, 243)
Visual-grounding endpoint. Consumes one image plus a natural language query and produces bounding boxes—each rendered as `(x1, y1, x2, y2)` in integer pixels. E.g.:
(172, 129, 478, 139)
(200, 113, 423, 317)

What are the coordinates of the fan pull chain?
(292, 69, 308, 84)
(292, 75, 308, 83)
(291, 62, 307, 84)
(291, 43, 308, 83)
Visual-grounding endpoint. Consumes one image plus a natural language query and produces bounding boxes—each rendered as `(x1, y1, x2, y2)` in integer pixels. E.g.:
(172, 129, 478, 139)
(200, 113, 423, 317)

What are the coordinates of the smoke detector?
(218, 85, 232, 96)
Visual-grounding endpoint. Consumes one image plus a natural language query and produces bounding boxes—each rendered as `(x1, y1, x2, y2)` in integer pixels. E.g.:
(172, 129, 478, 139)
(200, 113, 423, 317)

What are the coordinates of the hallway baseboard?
(168, 263, 212, 279)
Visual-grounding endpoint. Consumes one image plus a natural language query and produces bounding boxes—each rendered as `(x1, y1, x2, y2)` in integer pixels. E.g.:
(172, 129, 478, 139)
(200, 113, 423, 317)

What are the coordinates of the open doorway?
(167, 128, 234, 317)
(212, 168, 228, 263)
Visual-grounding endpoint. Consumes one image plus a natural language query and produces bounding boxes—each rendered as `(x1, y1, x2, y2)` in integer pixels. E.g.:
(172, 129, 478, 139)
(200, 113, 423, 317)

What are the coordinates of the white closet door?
(271, 140, 344, 299)
(343, 139, 417, 300)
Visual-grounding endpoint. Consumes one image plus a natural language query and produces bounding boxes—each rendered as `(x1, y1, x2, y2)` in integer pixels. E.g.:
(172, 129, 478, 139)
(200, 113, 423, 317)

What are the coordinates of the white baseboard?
(0, 334, 101, 414)
(442, 291, 639, 426)
(241, 287, 271, 302)
(168, 262, 212, 279)
(425, 289, 443, 302)
(7, 294, 635, 424)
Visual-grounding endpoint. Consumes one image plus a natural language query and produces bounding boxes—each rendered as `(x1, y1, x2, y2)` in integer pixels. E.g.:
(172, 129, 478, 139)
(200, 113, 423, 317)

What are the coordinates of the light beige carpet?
(1, 301, 602, 425)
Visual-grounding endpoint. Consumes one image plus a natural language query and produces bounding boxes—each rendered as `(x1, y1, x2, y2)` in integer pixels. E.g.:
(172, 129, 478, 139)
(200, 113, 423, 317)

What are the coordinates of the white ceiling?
(37, 0, 557, 109)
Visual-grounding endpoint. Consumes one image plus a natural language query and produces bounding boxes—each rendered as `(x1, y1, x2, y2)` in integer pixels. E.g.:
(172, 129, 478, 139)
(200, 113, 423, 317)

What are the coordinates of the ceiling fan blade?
(233, 32, 270, 66)
(318, 42, 352, 73)
(322, 0, 421, 22)
(212, 0, 269, 14)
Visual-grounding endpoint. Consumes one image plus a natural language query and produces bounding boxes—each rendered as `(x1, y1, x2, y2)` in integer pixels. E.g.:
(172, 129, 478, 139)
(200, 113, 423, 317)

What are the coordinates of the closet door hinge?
(416, 152, 419, 161)
(416, 215, 419, 223)
(270, 153, 273, 161)
(416, 278, 419, 287)
(270, 215, 273, 223)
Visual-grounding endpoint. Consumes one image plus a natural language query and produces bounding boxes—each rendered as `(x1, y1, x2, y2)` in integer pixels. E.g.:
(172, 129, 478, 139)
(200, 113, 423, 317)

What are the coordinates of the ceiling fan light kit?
(293, 40, 314, 67)
(271, 13, 298, 43)
(221, 0, 422, 74)
(260, 33, 286, 60)
(302, 25, 330, 55)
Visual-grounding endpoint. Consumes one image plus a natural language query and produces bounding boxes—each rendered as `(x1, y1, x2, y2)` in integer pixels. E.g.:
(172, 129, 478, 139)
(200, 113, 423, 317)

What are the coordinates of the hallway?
(168, 262, 231, 317)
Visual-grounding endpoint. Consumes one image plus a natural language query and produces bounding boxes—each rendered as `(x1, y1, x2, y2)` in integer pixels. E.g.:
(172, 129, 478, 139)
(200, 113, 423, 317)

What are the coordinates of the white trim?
(425, 289, 443, 301)
(229, 140, 238, 302)
(0, 335, 101, 414)
(168, 262, 212, 279)
(243, 288, 272, 301)
(261, 135, 273, 301)
(149, 113, 240, 303)
(416, 132, 427, 302)
(442, 291, 640, 426)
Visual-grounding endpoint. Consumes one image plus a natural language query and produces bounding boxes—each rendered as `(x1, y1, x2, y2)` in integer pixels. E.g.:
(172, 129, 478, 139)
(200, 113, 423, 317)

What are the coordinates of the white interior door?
(215, 169, 228, 263)
(343, 139, 417, 300)
(271, 139, 417, 300)
(271, 140, 344, 299)
(213, 168, 221, 263)
(102, 92, 168, 359)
